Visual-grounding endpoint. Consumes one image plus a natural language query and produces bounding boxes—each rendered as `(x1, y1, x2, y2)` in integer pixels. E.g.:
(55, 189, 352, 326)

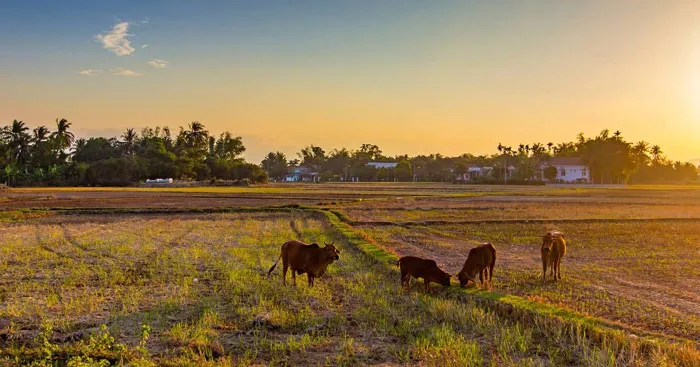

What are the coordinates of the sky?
(1, 0, 700, 163)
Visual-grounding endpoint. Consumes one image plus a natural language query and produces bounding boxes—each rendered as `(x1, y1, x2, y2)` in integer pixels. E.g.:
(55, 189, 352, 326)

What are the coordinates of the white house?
(284, 167, 319, 182)
(542, 157, 589, 183)
(366, 162, 398, 169)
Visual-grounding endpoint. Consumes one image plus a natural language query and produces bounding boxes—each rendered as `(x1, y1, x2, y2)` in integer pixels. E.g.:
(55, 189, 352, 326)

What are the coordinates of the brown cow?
(396, 256, 451, 291)
(457, 242, 496, 288)
(541, 231, 566, 282)
(268, 240, 340, 287)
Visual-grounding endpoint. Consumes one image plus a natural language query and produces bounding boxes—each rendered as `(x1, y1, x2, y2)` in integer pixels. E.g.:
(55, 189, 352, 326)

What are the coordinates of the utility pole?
(504, 153, 507, 186)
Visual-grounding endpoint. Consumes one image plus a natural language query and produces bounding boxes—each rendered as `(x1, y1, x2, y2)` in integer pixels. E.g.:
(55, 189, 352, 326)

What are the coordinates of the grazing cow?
(457, 242, 496, 288)
(541, 231, 566, 282)
(396, 256, 451, 291)
(268, 240, 340, 287)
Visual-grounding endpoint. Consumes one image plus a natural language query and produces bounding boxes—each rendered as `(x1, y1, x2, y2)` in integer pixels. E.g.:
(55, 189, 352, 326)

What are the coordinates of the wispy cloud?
(147, 59, 169, 68)
(110, 67, 141, 76)
(95, 22, 135, 56)
(79, 69, 102, 76)
(141, 44, 149, 48)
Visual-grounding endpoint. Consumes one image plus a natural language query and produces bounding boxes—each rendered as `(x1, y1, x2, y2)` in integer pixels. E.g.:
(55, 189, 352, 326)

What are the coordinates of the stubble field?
(1, 183, 699, 366)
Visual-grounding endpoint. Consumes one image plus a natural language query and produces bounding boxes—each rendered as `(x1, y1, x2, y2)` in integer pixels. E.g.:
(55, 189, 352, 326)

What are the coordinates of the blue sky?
(1, 1, 699, 163)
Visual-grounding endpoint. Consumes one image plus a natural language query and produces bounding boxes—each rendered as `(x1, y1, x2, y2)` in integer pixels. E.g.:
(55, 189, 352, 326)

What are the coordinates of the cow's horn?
(324, 241, 335, 246)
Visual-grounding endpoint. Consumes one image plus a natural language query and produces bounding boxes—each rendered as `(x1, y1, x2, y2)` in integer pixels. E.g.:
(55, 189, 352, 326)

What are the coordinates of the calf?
(457, 242, 496, 288)
(541, 231, 566, 282)
(396, 256, 451, 291)
(268, 240, 340, 287)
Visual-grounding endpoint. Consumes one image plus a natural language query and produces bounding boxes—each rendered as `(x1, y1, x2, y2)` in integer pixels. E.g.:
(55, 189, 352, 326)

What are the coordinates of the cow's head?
(541, 233, 555, 253)
(323, 241, 340, 260)
(437, 270, 452, 287)
(457, 269, 472, 287)
(457, 266, 479, 287)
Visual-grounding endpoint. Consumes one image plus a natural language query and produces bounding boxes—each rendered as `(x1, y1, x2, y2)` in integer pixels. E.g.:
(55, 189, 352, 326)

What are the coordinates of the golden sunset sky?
(1, 1, 699, 163)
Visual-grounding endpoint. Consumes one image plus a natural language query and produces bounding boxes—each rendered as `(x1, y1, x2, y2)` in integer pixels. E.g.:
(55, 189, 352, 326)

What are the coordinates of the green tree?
(395, 160, 412, 181)
(212, 132, 245, 160)
(30, 126, 53, 170)
(121, 128, 138, 156)
(261, 151, 289, 180)
(543, 166, 558, 182)
(51, 118, 74, 162)
(3, 120, 31, 166)
(298, 145, 326, 170)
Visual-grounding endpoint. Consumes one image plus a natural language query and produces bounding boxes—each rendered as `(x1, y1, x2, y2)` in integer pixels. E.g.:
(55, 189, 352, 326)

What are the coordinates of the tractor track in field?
(289, 220, 303, 240)
(60, 224, 117, 260)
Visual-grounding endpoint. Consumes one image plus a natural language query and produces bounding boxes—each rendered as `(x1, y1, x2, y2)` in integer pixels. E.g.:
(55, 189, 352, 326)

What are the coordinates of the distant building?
(284, 166, 319, 182)
(541, 157, 589, 183)
(366, 162, 398, 169)
(145, 178, 173, 184)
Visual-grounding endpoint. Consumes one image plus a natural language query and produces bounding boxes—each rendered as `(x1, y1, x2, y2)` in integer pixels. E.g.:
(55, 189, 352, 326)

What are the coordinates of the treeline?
(1, 120, 697, 186)
(0, 119, 266, 186)
(262, 129, 698, 184)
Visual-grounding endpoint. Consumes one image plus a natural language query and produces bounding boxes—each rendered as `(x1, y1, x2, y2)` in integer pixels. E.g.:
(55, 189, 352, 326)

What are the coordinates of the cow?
(541, 231, 566, 282)
(457, 242, 496, 288)
(396, 256, 451, 292)
(267, 240, 340, 287)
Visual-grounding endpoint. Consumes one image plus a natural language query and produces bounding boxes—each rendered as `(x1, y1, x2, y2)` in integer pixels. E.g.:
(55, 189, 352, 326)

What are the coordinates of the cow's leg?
(542, 261, 547, 282)
(307, 274, 314, 287)
(556, 258, 563, 280)
(291, 269, 297, 286)
(282, 265, 288, 286)
(424, 279, 430, 293)
(479, 268, 485, 287)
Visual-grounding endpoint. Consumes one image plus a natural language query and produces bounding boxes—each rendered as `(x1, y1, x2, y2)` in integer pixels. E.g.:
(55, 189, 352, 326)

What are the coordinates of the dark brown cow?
(396, 256, 451, 291)
(268, 240, 340, 287)
(457, 242, 496, 288)
(541, 231, 566, 282)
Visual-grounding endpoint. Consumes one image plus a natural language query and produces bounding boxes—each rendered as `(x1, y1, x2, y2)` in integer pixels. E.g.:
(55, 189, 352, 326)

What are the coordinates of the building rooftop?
(548, 157, 585, 166)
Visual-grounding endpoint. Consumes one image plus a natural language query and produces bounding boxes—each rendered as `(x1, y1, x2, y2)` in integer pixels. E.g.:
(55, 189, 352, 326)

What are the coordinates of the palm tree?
(632, 141, 650, 166)
(30, 126, 52, 168)
(187, 121, 209, 148)
(650, 145, 663, 163)
(5, 120, 31, 165)
(33, 126, 50, 142)
(51, 118, 74, 161)
(121, 128, 137, 156)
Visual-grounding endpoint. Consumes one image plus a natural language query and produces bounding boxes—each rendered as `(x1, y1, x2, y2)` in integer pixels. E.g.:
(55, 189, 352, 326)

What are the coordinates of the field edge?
(317, 209, 700, 366)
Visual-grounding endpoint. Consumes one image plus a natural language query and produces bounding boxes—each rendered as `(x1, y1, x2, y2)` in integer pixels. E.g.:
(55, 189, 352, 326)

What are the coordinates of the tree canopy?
(1, 120, 697, 186)
(0, 119, 266, 186)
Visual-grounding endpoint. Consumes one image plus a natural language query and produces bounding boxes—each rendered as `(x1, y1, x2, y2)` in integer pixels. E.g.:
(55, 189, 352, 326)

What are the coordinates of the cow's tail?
(267, 255, 282, 278)
(488, 242, 496, 279)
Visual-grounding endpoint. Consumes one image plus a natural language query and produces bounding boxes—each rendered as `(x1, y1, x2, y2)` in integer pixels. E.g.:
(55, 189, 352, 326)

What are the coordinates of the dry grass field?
(1, 183, 699, 365)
